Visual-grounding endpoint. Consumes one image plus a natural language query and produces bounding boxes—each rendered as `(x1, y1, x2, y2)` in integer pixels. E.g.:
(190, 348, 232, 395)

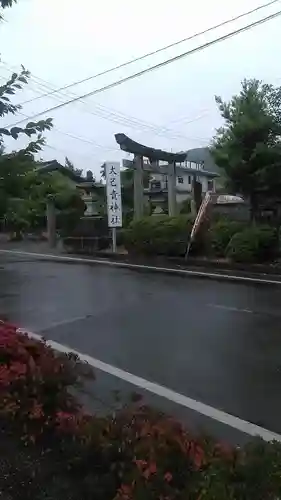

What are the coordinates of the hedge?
(1, 321, 281, 499)
(123, 216, 279, 264)
(207, 219, 246, 257)
(123, 215, 195, 257)
(227, 225, 278, 263)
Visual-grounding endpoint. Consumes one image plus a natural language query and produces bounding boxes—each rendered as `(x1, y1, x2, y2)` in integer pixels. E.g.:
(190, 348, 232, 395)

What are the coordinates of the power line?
(0, 63, 206, 139)
(43, 143, 107, 164)
(12, 0, 281, 106)
(8, 111, 120, 152)
(163, 111, 210, 127)
(1, 62, 209, 142)
(43, 143, 92, 160)
(9, 9, 281, 128)
(53, 128, 120, 152)
(2, 2, 280, 142)
(41, 145, 110, 177)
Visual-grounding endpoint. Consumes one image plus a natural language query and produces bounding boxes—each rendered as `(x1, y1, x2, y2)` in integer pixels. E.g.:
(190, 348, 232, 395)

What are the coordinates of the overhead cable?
(8, 9, 281, 127)
(15, 0, 281, 106)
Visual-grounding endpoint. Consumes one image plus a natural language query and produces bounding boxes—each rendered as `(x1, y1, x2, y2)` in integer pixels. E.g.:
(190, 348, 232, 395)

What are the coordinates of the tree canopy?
(211, 79, 281, 218)
(0, 0, 17, 20)
(65, 156, 83, 178)
(0, 68, 53, 151)
(0, 65, 54, 226)
(1, 0, 17, 7)
(0, 0, 52, 175)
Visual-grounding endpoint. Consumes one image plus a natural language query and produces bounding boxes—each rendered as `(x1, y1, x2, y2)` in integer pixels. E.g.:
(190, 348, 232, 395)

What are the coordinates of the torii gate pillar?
(133, 154, 144, 220)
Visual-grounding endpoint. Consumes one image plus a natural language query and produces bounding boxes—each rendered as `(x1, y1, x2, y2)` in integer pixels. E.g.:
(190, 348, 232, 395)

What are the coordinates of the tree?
(0, 69, 53, 221)
(0, 0, 85, 236)
(65, 156, 82, 178)
(0, 0, 54, 225)
(0, 0, 16, 16)
(211, 79, 281, 219)
(56, 190, 86, 236)
(0, 68, 53, 151)
(4, 165, 86, 236)
(1, 0, 17, 7)
(0, 0, 52, 143)
(0, 150, 35, 219)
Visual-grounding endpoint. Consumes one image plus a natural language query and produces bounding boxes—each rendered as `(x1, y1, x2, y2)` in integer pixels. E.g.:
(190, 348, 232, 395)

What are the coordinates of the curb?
(1, 248, 281, 285)
(65, 249, 281, 276)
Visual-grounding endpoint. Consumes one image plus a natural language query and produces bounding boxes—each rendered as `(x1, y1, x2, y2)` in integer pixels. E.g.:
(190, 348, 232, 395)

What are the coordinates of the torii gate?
(115, 133, 218, 219)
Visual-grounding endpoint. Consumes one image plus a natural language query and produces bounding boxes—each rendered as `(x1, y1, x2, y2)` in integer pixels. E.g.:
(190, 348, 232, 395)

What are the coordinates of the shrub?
(226, 225, 278, 263)
(2, 322, 281, 500)
(208, 219, 246, 257)
(179, 198, 191, 214)
(123, 215, 194, 257)
(0, 320, 93, 440)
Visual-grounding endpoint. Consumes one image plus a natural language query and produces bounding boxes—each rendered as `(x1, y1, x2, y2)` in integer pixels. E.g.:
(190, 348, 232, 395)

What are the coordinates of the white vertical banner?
(105, 161, 123, 228)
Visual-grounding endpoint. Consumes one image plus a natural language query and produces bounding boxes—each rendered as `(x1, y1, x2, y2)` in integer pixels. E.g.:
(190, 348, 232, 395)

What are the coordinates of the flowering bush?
(1, 321, 281, 500)
(0, 320, 93, 441)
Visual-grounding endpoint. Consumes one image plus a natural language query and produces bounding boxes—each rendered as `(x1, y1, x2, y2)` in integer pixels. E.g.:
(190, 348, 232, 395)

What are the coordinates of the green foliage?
(0, 152, 35, 219)
(226, 225, 278, 263)
(211, 79, 281, 219)
(65, 156, 83, 178)
(56, 191, 86, 236)
(1, 0, 17, 8)
(1, 165, 86, 235)
(26, 170, 85, 233)
(0, 66, 53, 223)
(4, 198, 32, 237)
(0, 67, 53, 151)
(208, 219, 246, 257)
(124, 215, 279, 263)
(124, 215, 194, 256)
(179, 198, 191, 214)
(0, 0, 16, 17)
(0, 0, 54, 218)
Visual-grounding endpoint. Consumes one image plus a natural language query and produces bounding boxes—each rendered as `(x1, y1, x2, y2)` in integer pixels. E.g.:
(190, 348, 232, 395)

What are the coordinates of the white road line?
(37, 315, 93, 332)
(17, 327, 281, 443)
(1, 248, 281, 285)
(208, 304, 253, 314)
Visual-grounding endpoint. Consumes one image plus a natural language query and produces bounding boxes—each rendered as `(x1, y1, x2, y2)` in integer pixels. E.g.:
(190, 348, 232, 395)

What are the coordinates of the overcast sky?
(0, 0, 280, 178)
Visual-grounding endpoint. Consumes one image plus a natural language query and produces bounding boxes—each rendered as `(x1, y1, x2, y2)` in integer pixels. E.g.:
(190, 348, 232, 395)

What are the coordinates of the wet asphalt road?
(1, 252, 281, 443)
